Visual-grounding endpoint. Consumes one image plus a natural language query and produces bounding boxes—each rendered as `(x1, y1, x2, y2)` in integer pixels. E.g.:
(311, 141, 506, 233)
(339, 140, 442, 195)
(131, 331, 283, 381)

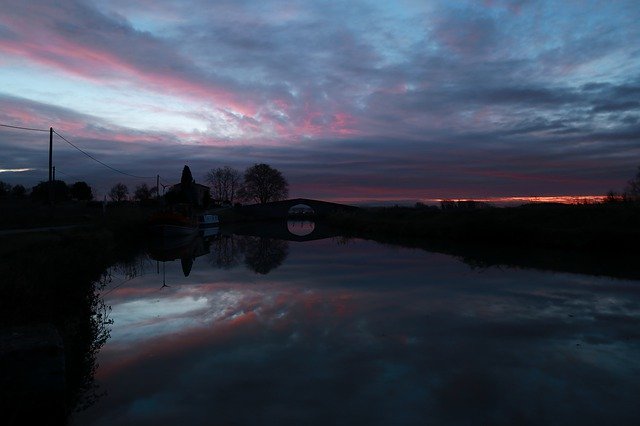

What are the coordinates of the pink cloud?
(95, 283, 368, 379)
(0, 36, 254, 116)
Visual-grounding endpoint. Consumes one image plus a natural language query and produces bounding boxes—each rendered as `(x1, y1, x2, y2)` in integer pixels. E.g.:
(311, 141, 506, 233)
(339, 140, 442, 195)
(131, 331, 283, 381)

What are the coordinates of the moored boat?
(198, 213, 220, 228)
(148, 204, 199, 237)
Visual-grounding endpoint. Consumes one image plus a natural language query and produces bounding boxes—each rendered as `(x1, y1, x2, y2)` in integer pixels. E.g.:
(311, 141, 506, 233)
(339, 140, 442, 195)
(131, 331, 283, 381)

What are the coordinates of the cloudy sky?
(1, 0, 639, 203)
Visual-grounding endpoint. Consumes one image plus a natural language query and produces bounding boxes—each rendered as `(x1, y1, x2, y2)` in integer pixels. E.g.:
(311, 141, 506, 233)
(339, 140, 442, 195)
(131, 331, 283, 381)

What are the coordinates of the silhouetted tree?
(11, 184, 26, 198)
(134, 183, 152, 202)
(205, 166, 241, 204)
(108, 183, 129, 202)
(239, 163, 288, 204)
(440, 199, 456, 210)
(70, 181, 93, 201)
(625, 166, 640, 199)
(0, 180, 11, 198)
(605, 190, 623, 203)
(181, 165, 194, 187)
(171, 165, 198, 205)
(30, 180, 70, 202)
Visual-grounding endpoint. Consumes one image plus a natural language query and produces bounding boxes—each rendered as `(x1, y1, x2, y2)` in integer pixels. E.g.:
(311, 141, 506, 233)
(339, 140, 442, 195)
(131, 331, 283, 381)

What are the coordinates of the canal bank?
(0, 225, 146, 424)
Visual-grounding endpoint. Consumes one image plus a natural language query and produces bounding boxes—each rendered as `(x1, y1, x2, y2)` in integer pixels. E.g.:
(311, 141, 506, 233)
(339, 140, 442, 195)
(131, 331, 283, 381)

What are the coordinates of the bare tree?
(11, 184, 26, 198)
(134, 183, 152, 202)
(625, 166, 640, 199)
(205, 166, 242, 204)
(108, 183, 129, 202)
(0, 180, 11, 198)
(239, 163, 289, 204)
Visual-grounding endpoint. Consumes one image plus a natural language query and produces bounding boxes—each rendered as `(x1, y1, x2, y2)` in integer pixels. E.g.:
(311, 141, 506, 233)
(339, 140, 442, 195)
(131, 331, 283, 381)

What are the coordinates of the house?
(166, 182, 211, 208)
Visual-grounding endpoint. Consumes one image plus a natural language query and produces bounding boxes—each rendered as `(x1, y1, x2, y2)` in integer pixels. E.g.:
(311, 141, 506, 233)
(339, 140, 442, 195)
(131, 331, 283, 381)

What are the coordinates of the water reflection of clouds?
(79, 239, 640, 426)
(108, 295, 210, 345)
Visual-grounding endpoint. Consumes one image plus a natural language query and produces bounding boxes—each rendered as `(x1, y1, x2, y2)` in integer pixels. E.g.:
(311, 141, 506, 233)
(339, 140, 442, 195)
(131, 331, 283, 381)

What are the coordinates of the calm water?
(71, 222, 640, 425)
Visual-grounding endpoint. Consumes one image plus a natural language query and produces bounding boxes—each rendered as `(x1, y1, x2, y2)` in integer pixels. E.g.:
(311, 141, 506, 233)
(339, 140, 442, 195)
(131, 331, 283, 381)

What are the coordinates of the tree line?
(205, 163, 288, 205)
(0, 179, 158, 203)
(0, 162, 289, 205)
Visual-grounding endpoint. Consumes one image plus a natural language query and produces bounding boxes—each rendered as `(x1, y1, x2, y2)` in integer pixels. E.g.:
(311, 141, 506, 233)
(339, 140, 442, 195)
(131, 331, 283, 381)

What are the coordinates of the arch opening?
(287, 204, 316, 236)
(287, 203, 315, 219)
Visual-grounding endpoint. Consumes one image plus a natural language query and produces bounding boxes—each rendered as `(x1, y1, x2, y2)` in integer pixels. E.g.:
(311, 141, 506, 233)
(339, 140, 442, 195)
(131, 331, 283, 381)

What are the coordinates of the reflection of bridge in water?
(232, 198, 359, 242)
(224, 219, 339, 242)
(146, 198, 358, 278)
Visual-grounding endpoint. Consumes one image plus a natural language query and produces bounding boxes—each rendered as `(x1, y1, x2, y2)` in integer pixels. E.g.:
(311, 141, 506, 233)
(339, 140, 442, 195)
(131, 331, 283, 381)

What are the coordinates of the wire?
(0, 123, 49, 132)
(53, 130, 155, 179)
(1, 121, 166, 182)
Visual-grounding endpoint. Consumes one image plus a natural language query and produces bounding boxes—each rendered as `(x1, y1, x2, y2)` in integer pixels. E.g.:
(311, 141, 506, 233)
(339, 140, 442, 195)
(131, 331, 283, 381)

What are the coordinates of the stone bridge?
(236, 198, 360, 220)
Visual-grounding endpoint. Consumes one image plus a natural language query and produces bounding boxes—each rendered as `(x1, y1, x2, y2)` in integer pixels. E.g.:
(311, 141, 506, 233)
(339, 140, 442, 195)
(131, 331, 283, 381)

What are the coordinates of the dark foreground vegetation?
(0, 198, 154, 237)
(0, 218, 146, 424)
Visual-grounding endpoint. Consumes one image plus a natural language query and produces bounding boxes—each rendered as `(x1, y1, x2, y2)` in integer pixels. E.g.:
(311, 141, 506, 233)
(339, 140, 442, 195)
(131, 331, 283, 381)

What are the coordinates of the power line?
(0, 123, 49, 132)
(2, 121, 166, 183)
(53, 129, 155, 180)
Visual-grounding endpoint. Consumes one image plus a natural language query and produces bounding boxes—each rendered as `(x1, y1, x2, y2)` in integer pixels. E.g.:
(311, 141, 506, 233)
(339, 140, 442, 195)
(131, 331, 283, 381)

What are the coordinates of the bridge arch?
(229, 198, 359, 242)
(237, 198, 359, 220)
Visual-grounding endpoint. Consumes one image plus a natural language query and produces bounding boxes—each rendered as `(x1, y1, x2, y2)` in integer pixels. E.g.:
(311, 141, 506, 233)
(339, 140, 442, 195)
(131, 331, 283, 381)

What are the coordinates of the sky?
(1, 0, 639, 203)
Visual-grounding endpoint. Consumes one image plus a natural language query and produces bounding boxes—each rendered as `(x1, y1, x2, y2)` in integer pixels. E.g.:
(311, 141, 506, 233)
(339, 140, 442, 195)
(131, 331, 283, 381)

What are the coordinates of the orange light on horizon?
(431, 195, 608, 205)
(324, 195, 609, 206)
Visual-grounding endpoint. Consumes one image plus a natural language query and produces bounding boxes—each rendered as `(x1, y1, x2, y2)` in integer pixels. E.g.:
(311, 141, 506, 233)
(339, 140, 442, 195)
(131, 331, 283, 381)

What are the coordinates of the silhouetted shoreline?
(328, 202, 640, 253)
(0, 226, 146, 424)
(324, 202, 640, 280)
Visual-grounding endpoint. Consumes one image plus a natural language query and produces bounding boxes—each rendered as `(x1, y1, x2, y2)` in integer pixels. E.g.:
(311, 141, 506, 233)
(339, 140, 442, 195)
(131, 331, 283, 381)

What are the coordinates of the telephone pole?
(49, 127, 53, 204)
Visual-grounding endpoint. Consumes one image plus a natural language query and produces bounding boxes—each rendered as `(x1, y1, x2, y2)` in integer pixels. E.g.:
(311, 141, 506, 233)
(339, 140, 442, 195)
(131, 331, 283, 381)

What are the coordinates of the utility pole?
(49, 127, 53, 205)
(157, 174, 160, 202)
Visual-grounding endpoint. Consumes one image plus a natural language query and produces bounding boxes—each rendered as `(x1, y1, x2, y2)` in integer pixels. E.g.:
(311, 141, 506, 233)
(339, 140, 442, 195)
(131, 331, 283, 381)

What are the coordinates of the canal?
(70, 221, 640, 425)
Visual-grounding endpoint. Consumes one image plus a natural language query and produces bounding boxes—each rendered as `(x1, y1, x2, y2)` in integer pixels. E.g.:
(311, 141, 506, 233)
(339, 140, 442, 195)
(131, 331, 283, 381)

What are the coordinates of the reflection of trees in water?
(210, 235, 246, 269)
(244, 237, 289, 274)
(71, 253, 157, 412)
(209, 235, 289, 274)
(333, 236, 353, 246)
(70, 271, 114, 412)
(110, 254, 153, 280)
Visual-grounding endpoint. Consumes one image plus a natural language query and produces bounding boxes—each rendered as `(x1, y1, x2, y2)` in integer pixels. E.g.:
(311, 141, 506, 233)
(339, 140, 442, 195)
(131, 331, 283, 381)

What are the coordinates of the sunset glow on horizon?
(1, 0, 639, 202)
